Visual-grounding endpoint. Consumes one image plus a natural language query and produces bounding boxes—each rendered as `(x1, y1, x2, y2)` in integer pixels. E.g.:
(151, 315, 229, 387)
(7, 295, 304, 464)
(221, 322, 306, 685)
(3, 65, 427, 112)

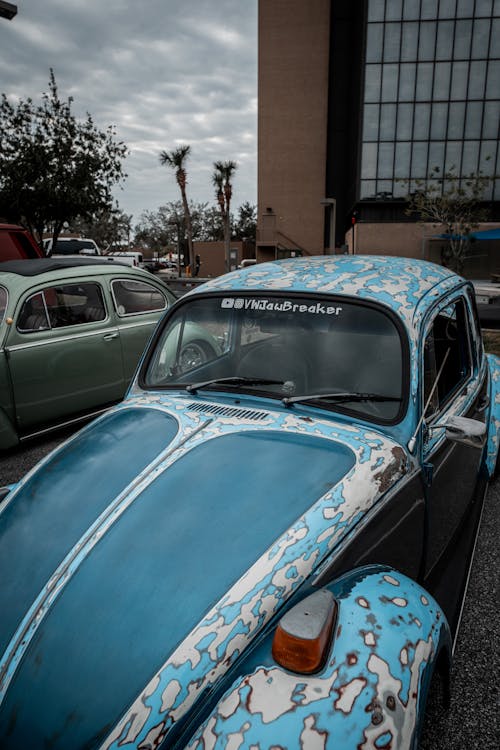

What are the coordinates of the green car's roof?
(0, 258, 130, 277)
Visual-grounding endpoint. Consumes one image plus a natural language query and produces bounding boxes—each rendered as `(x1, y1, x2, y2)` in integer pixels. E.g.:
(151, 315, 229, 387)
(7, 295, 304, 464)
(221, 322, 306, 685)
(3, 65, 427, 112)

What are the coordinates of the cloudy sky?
(0, 0, 258, 225)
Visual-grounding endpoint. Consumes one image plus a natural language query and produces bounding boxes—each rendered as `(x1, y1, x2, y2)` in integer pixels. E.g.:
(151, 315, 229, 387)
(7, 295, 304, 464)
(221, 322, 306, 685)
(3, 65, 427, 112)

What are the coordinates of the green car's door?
(5, 280, 126, 434)
(110, 277, 173, 383)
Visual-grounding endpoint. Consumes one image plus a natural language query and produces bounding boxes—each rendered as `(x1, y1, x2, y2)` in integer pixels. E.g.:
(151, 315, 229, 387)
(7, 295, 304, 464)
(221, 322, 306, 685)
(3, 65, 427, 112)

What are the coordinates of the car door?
(4, 279, 125, 433)
(420, 292, 487, 580)
(110, 276, 173, 382)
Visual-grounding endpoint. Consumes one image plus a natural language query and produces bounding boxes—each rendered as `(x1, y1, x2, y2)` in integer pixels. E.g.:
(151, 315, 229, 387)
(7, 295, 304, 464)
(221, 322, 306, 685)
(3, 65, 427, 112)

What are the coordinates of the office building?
(257, 0, 500, 268)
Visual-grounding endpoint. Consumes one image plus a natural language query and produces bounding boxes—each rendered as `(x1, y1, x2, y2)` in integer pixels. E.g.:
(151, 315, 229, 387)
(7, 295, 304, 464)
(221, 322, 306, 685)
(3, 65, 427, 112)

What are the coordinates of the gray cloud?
(0, 0, 257, 222)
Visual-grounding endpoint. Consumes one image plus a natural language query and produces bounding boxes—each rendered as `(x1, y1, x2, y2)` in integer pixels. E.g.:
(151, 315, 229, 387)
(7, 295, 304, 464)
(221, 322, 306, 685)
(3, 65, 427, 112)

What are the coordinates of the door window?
(17, 283, 106, 331)
(423, 298, 471, 416)
(112, 279, 168, 316)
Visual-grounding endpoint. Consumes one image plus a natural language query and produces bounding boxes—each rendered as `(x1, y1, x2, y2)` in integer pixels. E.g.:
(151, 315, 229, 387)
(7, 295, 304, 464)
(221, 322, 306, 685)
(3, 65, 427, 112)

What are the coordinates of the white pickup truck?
(43, 237, 102, 257)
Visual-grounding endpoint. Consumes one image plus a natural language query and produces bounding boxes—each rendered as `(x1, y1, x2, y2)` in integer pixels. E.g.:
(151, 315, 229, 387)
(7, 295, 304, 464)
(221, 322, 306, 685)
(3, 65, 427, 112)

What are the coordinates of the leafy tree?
(70, 206, 132, 252)
(233, 201, 257, 242)
(133, 201, 226, 252)
(159, 146, 194, 270)
(212, 160, 238, 272)
(0, 69, 128, 251)
(134, 206, 179, 253)
(402, 165, 496, 274)
(194, 203, 224, 241)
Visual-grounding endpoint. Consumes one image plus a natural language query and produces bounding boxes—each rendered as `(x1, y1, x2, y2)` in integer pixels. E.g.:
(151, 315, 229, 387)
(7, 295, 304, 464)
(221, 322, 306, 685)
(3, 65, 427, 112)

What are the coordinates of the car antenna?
(408, 348, 450, 454)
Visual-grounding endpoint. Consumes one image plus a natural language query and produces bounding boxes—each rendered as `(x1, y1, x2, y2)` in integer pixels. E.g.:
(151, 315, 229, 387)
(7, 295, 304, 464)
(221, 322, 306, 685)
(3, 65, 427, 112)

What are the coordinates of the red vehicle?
(0, 224, 44, 261)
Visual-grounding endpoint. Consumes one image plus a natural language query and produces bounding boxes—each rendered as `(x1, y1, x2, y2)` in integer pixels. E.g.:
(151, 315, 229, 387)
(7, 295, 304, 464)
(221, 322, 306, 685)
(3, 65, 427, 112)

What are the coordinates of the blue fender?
(485, 353, 500, 477)
(186, 567, 451, 750)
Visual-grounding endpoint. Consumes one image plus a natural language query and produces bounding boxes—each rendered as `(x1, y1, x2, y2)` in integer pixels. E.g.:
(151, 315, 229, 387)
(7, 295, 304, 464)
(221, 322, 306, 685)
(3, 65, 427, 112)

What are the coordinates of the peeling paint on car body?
(485, 353, 500, 476)
(184, 568, 451, 750)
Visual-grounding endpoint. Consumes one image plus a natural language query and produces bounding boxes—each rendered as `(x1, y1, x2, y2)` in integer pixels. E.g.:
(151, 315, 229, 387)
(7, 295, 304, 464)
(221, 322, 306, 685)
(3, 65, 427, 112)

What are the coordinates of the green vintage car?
(0, 258, 217, 450)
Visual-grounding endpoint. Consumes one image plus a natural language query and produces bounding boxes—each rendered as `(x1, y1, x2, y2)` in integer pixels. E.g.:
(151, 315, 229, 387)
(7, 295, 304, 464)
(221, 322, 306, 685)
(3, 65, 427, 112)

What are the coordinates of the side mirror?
(431, 415, 486, 449)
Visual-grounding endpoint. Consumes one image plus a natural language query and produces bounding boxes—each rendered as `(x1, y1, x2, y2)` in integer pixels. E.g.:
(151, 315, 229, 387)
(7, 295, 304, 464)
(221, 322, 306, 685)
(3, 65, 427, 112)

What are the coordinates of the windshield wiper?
(282, 391, 402, 407)
(186, 376, 285, 394)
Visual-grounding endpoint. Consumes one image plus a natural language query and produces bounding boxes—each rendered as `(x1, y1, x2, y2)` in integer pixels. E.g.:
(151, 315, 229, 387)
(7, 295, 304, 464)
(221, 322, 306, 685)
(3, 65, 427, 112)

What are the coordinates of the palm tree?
(212, 160, 237, 272)
(159, 145, 193, 272)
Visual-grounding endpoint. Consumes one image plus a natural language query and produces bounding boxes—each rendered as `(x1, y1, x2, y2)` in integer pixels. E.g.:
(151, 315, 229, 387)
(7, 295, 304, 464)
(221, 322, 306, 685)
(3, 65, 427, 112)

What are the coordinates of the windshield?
(143, 294, 406, 422)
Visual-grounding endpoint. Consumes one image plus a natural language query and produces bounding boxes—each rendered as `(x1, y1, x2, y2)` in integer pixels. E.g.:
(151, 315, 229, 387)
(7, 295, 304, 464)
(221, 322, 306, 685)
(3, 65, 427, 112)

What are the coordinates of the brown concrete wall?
(258, 0, 330, 255)
(345, 222, 500, 278)
(193, 241, 250, 277)
(347, 223, 428, 257)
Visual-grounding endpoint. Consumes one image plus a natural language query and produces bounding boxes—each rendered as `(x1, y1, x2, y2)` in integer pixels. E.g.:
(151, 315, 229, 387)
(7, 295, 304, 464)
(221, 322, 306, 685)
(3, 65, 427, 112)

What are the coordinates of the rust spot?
(371, 709, 384, 725)
(138, 720, 166, 750)
(374, 446, 407, 492)
(356, 596, 370, 609)
(347, 652, 358, 666)
(386, 695, 396, 711)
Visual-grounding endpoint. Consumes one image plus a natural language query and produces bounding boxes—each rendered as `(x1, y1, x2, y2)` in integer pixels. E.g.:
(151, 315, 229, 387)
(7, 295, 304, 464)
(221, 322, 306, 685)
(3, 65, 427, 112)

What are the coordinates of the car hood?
(0, 395, 408, 749)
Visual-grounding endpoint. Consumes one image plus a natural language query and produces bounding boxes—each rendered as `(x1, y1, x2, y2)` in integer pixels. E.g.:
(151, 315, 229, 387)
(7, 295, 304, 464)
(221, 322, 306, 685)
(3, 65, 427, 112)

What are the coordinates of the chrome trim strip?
(19, 406, 112, 442)
(6, 328, 118, 352)
(114, 321, 154, 331)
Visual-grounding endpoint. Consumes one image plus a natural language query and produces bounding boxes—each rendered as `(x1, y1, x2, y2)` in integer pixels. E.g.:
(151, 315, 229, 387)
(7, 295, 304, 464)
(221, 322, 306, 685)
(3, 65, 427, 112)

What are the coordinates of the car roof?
(0, 258, 130, 277)
(193, 255, 464, 327)
(0, 223, 31, 232)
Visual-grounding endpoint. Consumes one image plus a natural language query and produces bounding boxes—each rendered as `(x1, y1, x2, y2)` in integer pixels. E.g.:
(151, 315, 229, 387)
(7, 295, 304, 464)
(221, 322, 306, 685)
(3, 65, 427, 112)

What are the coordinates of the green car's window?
(144, 295, 405, 423)
(17, 292, 50, 331)
(0, 287, 7, 324)
(112, 279, 168, 316)
(17, 283, 106, 331)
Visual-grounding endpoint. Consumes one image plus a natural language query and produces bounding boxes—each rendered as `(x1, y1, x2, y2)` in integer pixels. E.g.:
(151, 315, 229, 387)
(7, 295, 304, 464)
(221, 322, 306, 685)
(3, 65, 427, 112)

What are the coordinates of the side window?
(17, 283, 106, 332)
(17, 292, 50, 331)
(112, 279, 168, 316)
(423, 298, 471, 414)
(466, 288, 484, 368)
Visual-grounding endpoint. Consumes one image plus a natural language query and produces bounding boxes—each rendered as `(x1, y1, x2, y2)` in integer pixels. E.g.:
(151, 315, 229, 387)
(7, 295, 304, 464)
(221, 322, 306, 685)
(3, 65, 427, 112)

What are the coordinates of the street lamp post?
(320, 198, 337, 254)
(0, 2, 17, 20)
(168, 219, 182, 277)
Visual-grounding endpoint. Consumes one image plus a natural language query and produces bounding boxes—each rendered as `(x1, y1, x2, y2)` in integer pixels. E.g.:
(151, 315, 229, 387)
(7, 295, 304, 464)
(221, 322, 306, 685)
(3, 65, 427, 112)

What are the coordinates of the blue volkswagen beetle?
(0, 256, 498, 749)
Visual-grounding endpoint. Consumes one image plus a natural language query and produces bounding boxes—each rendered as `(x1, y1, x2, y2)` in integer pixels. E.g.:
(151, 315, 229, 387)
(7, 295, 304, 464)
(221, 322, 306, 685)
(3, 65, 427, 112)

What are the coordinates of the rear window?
(112, 279, 168, 315)
(52, 239, 98, 255)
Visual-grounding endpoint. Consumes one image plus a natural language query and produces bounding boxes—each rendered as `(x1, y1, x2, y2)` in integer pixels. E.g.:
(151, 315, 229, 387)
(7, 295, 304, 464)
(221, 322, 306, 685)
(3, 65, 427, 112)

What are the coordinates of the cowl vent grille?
(187, 402, 269, 421)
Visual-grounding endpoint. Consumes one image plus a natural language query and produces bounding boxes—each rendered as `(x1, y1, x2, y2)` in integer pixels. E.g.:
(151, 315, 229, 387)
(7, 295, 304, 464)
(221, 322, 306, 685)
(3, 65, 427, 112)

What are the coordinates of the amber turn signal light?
(272, 589, 337, 674)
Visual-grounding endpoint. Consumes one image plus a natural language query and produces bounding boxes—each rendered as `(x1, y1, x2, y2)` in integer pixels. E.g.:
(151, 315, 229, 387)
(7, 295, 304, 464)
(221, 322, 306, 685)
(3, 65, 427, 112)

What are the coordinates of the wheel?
(178, 340, 213, 372)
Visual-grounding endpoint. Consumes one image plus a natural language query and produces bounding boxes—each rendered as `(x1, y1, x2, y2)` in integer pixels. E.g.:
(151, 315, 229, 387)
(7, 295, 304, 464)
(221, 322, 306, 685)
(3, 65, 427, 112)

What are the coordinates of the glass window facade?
(360, 0, 500, 201)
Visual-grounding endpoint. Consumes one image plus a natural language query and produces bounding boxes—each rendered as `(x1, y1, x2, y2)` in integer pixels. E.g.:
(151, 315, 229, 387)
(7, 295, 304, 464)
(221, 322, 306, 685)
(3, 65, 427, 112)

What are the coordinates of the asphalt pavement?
(0, 431, 498, 749)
